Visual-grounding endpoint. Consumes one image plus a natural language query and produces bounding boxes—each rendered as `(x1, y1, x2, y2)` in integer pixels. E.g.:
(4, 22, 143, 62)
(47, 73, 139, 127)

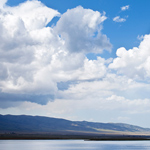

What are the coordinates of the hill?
(0, 114, 150, 135)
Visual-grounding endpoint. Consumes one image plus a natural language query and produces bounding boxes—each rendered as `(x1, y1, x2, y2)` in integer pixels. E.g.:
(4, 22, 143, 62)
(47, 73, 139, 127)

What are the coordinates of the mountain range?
(1, 114, 150, 136)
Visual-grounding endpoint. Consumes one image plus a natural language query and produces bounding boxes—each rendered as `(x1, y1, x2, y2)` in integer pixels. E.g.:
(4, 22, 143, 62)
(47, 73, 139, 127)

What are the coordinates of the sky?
(0, 0, 150, 128)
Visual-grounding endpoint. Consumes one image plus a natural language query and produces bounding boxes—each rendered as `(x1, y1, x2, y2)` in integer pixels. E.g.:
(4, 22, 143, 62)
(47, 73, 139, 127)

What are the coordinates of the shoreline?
(1, 134, 150, 141)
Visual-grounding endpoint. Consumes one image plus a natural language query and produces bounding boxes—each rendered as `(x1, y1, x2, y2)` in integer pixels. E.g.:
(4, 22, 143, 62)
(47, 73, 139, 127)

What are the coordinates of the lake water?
(0, 140, 150, 150)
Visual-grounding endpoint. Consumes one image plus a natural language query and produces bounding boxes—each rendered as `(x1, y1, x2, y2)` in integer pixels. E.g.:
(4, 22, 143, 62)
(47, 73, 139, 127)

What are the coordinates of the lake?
(0, 140, 150, 150)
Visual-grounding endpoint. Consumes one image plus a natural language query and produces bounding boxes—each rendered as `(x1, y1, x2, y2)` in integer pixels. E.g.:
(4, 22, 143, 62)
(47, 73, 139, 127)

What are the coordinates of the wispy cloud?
(113, 16, 126, 22)
(121, 5, 129, 11)
(137, 35, 144, 41)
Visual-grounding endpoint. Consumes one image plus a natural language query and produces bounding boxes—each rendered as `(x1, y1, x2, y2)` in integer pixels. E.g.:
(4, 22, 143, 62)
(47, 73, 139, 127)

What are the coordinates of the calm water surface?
(0, 140, 150, 150)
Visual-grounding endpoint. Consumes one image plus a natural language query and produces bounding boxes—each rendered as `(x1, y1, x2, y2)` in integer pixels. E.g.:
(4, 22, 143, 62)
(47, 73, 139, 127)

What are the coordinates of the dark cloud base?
(0, 92, 54, 108)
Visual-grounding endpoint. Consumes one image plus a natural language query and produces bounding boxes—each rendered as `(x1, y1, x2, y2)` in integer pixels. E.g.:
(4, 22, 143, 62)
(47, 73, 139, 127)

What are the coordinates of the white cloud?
(6, 0, 60, 31)
(1, 1, 150, 127)
(0, 1, 61, 97)
(113, 16, 126, 22)
(0, 1, 112, 106)
(75, 57, 111, 80)
(0, 0, 7, 8)
(106, 95, 150, 113)
(109, 34, 150, 80)
(121, 5, 129, 11)
(57, 72, 150, 103)
(137, 35, 144, 41)
(55, 6, 112, 53)
(1, 91, 150, 125)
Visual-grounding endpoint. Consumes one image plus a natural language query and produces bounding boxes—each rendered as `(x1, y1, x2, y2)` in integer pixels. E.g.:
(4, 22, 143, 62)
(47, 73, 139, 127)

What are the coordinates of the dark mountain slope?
(0, 114, 150, 134)
(0, 115, 95, 133)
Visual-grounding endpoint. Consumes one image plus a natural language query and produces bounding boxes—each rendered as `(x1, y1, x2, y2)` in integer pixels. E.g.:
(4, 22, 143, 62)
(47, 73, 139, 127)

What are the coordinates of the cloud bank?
(0, 0, 111, 106)
(1, 0, 150, 127)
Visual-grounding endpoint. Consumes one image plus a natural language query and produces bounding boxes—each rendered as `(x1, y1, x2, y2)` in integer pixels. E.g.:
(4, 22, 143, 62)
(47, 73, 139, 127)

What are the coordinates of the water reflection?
(0, 140, 150, 150)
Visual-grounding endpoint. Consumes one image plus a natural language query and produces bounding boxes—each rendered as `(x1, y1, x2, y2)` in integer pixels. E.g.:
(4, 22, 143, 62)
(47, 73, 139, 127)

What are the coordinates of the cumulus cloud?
(1, 0, 150, 127)
(0, 0, 7, 8)
(113, 16, 126, 22)
(109, 34, 150, 80)
(0, 1, 61, 97)
(55, 6, 112, 53)
(1, 0, 150, 128)
(6, 0, 60, 31)
(121, 5, 129, 11)
(0, 1, 112, 107)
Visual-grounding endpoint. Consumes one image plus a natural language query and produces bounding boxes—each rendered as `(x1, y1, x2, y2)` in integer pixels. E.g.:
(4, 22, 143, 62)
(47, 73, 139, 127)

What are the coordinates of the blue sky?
(0, 0, 150, 128)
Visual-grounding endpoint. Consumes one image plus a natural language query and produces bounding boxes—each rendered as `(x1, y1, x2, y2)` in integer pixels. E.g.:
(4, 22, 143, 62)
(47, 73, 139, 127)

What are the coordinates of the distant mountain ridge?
(0, 114, 150, 134)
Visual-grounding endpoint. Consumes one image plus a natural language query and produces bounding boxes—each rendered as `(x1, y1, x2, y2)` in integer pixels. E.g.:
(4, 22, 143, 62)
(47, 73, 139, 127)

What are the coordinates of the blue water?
(0, 140, 150, 150)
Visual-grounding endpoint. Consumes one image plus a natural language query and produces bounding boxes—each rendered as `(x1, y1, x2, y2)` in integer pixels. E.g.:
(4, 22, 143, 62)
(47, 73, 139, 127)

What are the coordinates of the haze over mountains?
(0, 114, 150, 135)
